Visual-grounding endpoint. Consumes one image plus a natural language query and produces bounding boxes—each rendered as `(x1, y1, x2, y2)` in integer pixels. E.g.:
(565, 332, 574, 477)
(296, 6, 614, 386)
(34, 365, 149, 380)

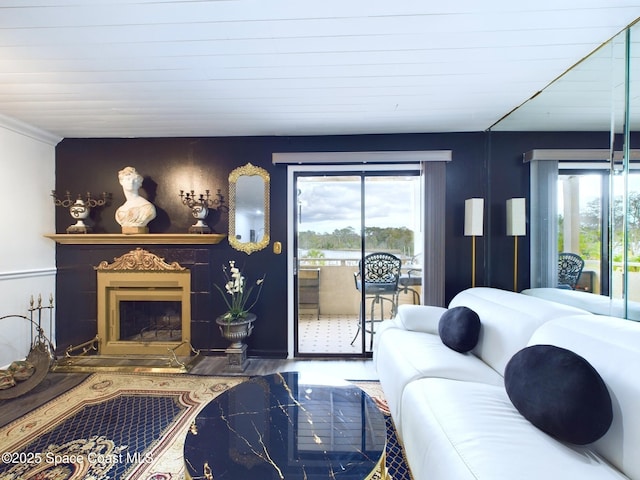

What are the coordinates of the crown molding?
(0, 113, 62, 146)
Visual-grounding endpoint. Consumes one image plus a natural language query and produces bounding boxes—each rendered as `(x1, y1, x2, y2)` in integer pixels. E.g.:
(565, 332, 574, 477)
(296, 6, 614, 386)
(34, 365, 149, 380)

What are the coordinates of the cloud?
(297, 176, 419, 233)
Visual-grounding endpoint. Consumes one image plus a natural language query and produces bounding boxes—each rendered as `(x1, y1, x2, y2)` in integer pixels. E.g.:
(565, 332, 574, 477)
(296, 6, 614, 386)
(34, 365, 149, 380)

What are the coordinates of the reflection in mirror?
(492, 23, 640, 320)
(229, 163, 270, 254)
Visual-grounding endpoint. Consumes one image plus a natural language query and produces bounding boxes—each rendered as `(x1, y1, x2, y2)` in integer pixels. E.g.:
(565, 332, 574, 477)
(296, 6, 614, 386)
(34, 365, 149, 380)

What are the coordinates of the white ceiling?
(0, 0, 639, 138)
(493, 20, 640, 132)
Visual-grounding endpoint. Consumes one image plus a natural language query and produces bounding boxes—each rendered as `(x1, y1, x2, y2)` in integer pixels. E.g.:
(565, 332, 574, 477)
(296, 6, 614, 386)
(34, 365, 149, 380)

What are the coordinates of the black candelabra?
(179, 189, 224, 233)
(52, 190, 110, 233)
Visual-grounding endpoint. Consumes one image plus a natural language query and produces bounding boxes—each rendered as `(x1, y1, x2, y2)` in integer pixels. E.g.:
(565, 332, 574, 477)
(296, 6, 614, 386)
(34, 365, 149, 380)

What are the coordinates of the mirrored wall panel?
(491, 21, 640, 320)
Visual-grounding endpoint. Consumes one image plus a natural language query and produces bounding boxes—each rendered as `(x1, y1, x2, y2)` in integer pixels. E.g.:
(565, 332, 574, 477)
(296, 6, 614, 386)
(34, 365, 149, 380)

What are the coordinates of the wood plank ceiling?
(0, 0, 639, 138)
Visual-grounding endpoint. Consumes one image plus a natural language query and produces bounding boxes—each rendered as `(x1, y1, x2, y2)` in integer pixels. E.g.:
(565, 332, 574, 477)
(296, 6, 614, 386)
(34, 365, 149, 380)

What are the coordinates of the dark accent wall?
(54, 132, 610, 357)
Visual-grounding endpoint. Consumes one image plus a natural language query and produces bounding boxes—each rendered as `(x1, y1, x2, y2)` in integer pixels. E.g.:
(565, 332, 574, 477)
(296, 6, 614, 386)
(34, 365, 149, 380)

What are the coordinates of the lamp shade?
(464, 198, 484, 236)
(507, 198, 526, 236)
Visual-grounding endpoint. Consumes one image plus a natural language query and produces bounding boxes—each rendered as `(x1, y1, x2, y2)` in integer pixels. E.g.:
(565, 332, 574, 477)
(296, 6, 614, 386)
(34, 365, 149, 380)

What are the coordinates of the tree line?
(299, 226, 414, 256)
(561, 193, 640, 263)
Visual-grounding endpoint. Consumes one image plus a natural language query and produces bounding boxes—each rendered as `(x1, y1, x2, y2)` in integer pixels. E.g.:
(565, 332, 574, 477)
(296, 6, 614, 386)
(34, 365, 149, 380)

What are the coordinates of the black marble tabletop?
(184, 372, 387, 480)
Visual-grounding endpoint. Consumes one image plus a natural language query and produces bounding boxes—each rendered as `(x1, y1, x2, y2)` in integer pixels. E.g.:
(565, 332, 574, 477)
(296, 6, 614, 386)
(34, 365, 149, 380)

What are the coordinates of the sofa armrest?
(395, 304, 447, 334)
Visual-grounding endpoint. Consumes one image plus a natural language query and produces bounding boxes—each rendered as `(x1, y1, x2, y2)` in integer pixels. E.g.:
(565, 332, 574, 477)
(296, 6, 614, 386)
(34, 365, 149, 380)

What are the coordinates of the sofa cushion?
(438, 306, 480, 352)
(374, 328, 503, 434)
(528, 314, 640, 479)
(505, 344, 612, 445)
(448, 287, 590, 375)
(401, 378, 625, 480)
(396, 304, 447, 333)
(373, 305, 447, 356)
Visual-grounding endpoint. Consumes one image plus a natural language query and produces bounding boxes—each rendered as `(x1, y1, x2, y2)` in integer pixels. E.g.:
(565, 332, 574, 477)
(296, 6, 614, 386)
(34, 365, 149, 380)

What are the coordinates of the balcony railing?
(299, 258, 421, 315)
(300, 257, 640, 316)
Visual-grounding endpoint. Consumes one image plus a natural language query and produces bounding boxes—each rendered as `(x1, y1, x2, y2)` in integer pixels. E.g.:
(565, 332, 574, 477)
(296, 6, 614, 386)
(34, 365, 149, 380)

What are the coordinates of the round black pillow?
(504, 345, 612, 445)
(438, 306, 481, 353)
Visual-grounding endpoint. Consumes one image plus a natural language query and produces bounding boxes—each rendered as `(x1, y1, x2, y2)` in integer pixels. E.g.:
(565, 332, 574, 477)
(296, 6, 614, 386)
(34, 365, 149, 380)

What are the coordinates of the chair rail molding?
(0, 268, 57, 281)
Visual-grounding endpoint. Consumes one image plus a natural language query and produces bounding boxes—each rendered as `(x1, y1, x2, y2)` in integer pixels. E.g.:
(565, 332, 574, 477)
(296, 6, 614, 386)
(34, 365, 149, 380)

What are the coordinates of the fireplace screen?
(118, 300, 182, 342)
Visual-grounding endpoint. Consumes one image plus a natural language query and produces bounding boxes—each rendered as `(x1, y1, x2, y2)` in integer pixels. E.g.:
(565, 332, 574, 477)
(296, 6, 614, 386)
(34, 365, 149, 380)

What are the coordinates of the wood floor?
(0, 357, 378, 428)
(190, 355, 378, 379)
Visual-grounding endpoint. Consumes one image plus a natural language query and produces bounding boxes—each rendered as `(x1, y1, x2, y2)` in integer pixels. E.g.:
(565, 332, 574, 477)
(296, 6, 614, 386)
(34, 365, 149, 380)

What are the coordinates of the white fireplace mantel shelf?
(45, 233, 227, 245)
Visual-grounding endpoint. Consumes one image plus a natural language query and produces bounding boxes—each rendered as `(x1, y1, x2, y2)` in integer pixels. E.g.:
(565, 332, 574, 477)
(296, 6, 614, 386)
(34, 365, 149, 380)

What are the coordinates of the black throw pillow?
(504, 344, 613, 445)
(438, 306, 481, 353)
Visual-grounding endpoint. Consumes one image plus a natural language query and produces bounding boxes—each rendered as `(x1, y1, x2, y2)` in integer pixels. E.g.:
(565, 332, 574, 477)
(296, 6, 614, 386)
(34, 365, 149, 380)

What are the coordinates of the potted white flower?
(214, 260, 265, 350)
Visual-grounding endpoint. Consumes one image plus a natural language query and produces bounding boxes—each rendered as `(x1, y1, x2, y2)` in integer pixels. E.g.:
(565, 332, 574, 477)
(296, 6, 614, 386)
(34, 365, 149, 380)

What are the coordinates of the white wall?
(0, 115, 60, 366)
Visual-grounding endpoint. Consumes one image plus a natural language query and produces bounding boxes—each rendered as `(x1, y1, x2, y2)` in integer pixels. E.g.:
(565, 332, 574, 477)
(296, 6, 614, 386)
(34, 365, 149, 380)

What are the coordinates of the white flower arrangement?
(215, 260, 265, 322)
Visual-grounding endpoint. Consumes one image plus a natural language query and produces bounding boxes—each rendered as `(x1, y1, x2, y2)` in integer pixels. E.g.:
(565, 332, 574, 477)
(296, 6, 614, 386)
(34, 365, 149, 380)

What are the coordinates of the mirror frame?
(228, 162, 270, 255)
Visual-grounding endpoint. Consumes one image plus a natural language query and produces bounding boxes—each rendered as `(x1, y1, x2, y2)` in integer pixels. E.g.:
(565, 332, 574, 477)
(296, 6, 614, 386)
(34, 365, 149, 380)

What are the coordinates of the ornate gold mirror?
(229, 163, 270, 254)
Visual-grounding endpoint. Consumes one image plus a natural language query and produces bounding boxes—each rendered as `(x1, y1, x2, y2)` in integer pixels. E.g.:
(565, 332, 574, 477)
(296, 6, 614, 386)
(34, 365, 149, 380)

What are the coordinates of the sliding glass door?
(293, 169, 421, 356)
(556, 168, 640, 318)
(557, 173, 605, 293)
(610, 172, 640, 317)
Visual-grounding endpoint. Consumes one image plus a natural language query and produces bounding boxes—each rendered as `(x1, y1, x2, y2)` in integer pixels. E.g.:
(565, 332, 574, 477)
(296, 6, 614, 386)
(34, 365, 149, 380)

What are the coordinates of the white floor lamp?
(464, 198, 484, 288)
(507, 198, 526, 292)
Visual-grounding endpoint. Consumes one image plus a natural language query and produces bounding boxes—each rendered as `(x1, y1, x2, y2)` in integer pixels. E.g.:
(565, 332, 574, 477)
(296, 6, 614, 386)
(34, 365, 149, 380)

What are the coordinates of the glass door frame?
(286, 163, 422, 358)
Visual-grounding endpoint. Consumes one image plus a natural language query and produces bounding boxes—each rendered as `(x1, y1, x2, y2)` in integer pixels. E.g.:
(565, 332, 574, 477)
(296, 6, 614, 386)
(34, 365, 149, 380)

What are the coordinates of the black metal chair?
(397, 268, 422, 306)
(351, 252, 401, 349)
(558, 252, 585, 289)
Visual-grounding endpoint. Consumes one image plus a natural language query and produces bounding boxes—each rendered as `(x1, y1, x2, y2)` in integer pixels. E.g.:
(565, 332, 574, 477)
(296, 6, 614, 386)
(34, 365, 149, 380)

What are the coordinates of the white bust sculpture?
(115, 166, 156, 234)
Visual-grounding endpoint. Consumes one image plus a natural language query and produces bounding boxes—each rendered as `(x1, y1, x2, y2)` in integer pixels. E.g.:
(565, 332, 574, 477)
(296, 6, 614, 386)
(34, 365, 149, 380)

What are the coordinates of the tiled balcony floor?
(298, 314, 378, 354)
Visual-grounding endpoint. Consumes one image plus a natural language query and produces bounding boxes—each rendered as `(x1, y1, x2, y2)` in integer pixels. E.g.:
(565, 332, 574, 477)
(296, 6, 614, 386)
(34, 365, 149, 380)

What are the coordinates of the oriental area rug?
(0, 373, 412, 480)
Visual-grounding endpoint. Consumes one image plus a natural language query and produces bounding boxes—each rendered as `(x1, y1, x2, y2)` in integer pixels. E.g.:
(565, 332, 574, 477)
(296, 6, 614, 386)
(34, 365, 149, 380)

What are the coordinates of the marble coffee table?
(184, 372, 388, 479)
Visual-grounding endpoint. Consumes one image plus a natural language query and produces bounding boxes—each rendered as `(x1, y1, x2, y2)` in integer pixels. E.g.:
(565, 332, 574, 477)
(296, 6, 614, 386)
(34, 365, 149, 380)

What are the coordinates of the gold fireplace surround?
(96, 248, 191, 356)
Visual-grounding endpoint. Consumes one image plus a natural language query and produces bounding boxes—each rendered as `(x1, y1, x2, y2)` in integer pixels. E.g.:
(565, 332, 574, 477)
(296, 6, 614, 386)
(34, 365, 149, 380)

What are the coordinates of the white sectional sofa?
(522, 287, 640, 320)
(374, 287, 640, 480)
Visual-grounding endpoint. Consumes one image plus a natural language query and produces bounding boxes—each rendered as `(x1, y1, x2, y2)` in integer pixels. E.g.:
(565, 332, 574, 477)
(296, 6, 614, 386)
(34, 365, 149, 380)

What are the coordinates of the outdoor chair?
(351, 252, 401, 349)
(558, 252, 585, 289)
(398, 268, 422, 306)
